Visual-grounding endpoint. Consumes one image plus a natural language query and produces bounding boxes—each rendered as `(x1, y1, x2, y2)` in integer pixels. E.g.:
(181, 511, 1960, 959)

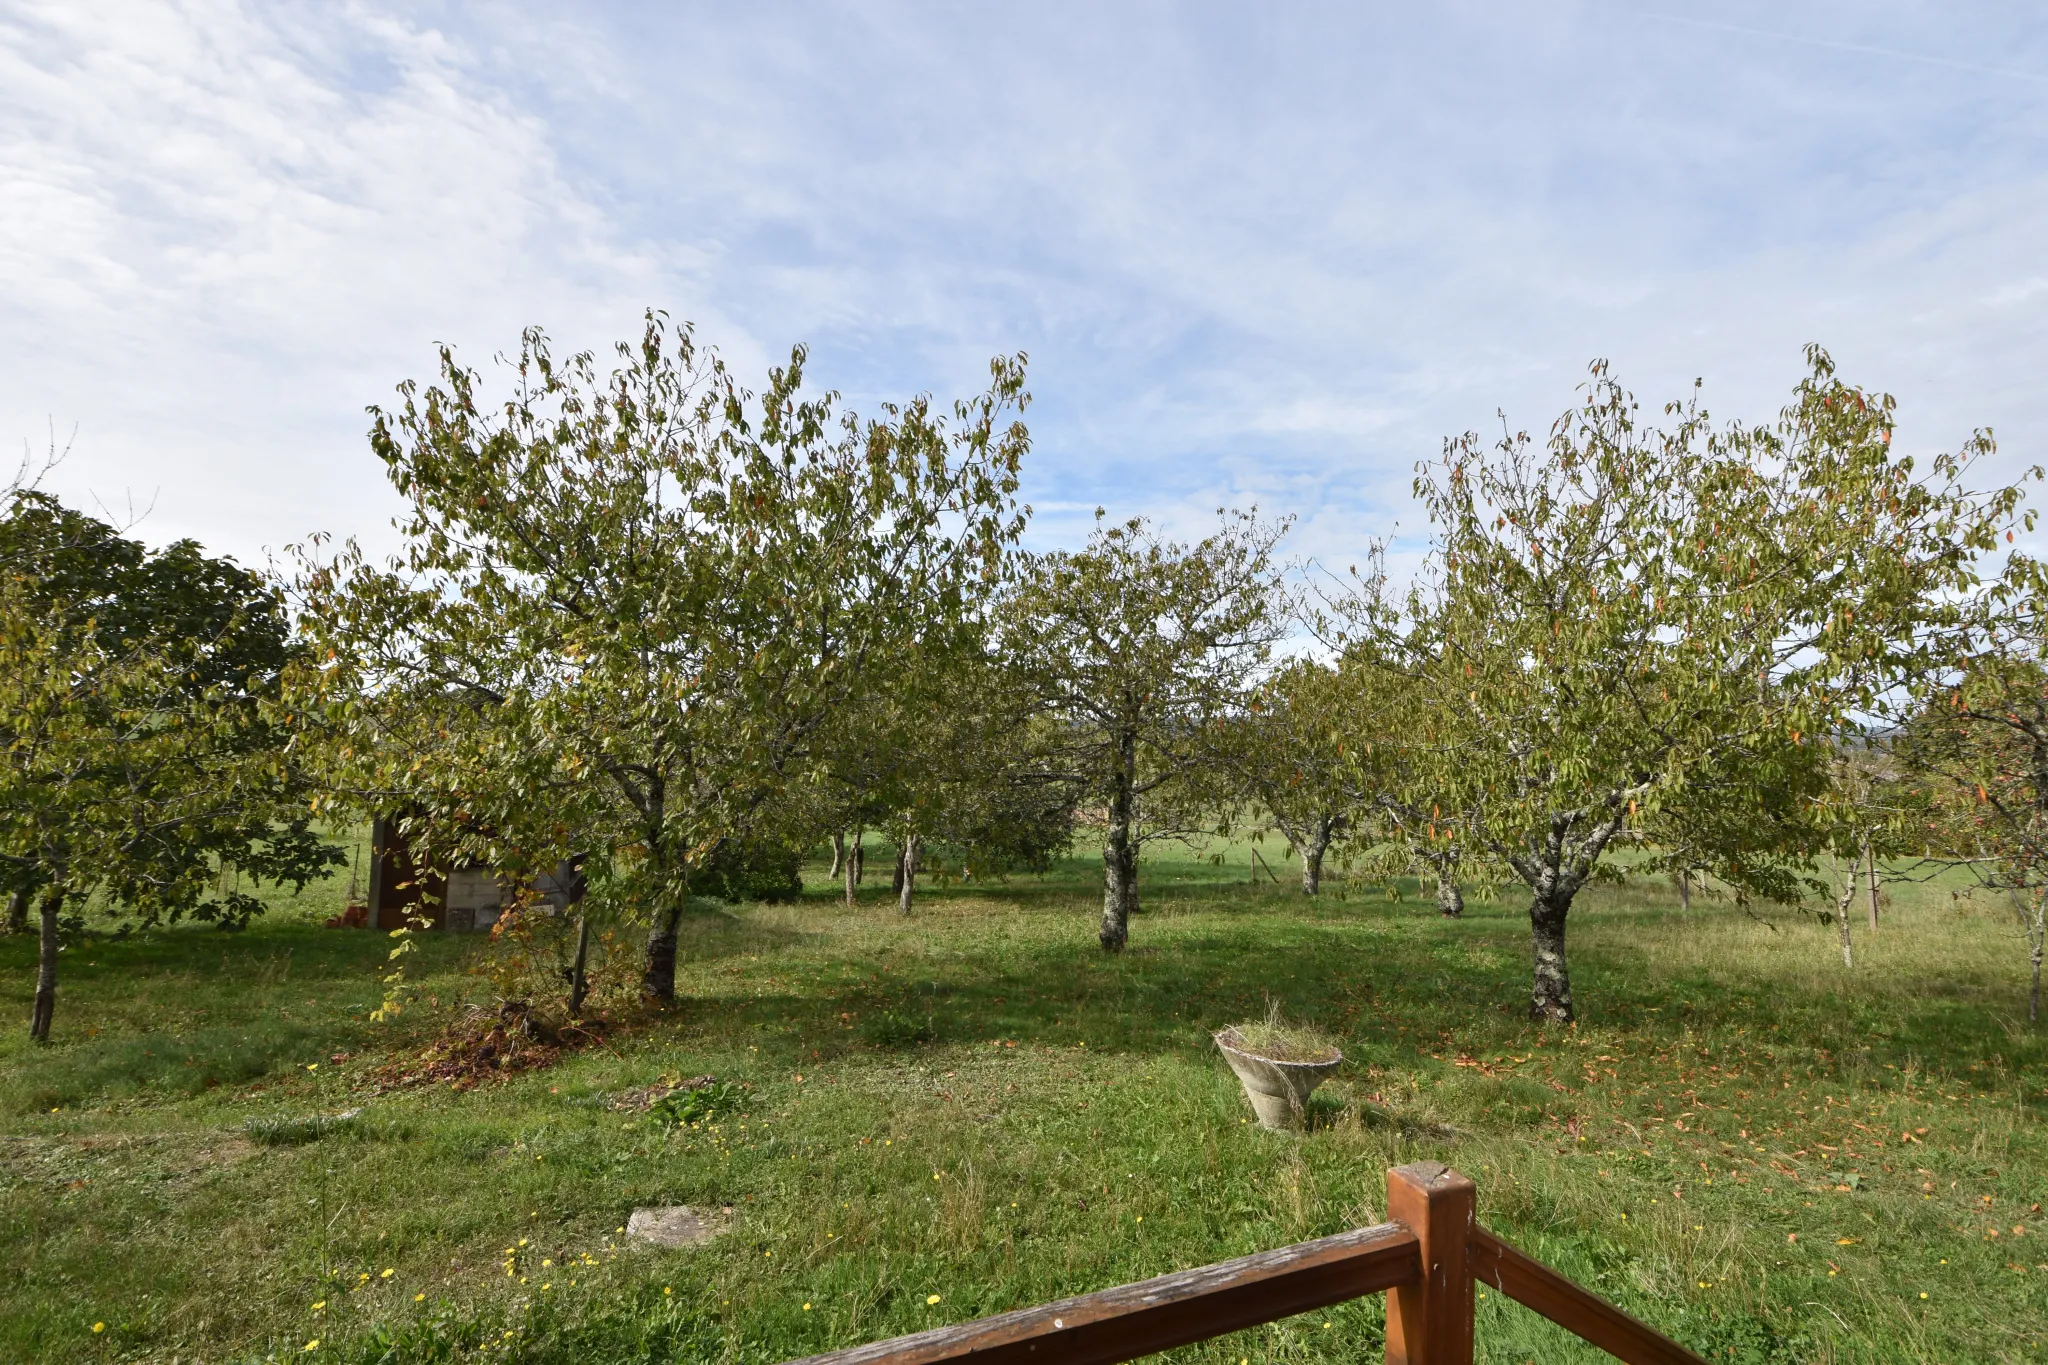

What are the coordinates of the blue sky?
(3, 2, 2045, 574)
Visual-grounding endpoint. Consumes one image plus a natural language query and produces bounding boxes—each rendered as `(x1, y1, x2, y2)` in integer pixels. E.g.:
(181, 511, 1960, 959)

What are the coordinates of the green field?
(1, 840, 2044, 1364)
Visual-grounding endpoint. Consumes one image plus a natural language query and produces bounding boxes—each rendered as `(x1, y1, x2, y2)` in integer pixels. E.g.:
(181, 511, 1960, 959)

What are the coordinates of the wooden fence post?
(1384, 1161, 1475, 1365)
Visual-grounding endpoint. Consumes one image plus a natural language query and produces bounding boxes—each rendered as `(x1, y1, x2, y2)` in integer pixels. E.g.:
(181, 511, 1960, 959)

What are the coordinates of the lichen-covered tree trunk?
(1676, 868, 1691, 913)
(828, 832, 845, 881)
(2032, 930, 2043, 1025)
(1101, 835, 1137, 951)
(898, 832, 921, 916)
(1436, 873, 1464, 918)
(1835, 862, 1857, 969)
(4, 887, 26, 936)
(1300, 833, 1328, 896)
(642, 900, 685, 1003)
(1517, 812, 1628, 1023)
(1100, 736, 1138, 951)
(29, 886, 63, 1042)
(1528, 891, 1572, 1023)
(843, 830, 863, 908)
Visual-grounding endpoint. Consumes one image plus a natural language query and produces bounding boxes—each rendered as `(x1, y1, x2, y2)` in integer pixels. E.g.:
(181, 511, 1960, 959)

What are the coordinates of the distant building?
(366, 816, 580, 931)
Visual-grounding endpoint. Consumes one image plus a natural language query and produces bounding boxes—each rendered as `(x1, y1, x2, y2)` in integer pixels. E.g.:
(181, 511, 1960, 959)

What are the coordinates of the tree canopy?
(1001, 511, 1287, 950)
(295, 313, 1030, 1002)
(1386, 351, 2028, 1021)
(0, 492, 336, 1039)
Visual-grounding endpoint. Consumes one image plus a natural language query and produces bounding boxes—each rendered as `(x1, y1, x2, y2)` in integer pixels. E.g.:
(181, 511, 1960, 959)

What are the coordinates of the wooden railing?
(782, 1161, 1707, 1365)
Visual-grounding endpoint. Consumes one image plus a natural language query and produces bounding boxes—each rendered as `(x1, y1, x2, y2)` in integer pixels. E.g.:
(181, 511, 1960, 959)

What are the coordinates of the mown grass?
(0, 840, 2043, 1363)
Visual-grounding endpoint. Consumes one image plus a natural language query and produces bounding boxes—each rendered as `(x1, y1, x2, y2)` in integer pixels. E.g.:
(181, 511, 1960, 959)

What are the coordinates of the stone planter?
(1214, 1027, 1342, 1130)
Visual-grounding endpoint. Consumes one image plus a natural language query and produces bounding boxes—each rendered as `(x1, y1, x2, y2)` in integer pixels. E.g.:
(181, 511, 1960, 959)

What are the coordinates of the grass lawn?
(1, 839, 2044, 1364)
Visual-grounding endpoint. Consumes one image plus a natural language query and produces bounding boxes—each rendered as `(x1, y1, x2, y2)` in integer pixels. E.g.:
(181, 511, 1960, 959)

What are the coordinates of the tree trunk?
(843, 833, 859, 908)
(1300, 832, 1329, 896)
(892, 844, 907, 897)
(2026, 888, 2045, 1026)
(1102, 836, 1136, 951)
(1676, 868, 1691, 914)
(5, 887, 27, 935)
(1100, 743, 1137, 952)
(852, 836, 866, 885)
(2032, 935, 2043, 1026)
(567, 911, 592, 1018)
(828, 832, 845, 881)
(1436, 873, 1464, 918)
(1864, 840, 1880, 932)
(1528, 892, 1572, 1023)
(1835, 862, 1856, 969)
(29, 886, 63, 1042)
(898, 833, 921, 916)
(642, 902, 685, 1004)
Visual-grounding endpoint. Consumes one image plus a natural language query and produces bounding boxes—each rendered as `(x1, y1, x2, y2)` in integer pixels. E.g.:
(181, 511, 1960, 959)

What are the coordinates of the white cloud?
(0, 0, 708, 563)
(2, 0, 2045, 583)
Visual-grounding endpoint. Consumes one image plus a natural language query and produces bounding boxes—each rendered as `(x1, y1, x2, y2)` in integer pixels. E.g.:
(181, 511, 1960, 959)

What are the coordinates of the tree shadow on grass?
(692, 905, 1530, 1076)
(685, 884, 2046, 1125)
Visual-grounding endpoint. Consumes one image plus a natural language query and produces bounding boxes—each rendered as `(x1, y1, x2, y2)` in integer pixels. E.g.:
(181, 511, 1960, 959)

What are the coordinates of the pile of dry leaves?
(367, 1000, 609, 1092)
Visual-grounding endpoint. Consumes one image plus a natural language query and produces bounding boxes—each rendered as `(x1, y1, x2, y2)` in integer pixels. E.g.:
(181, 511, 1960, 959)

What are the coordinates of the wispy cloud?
(0, 1, 689, 557)
(2, 1, 2045, 575)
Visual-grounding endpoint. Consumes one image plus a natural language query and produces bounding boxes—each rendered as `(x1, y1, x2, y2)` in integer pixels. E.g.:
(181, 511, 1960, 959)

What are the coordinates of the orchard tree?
(1314, 566, 1488, 917)
(816, 640, 1074, 914)
(1344, 643, 1484, 917)
(1210, 658, 1361, 895)
(1003, 511, 1287, 950)
(296, 314, 1029, 1003)
(0, 494, 337, 1040)
(886, 654, 1077, 914)
(1629, 745, 1826, 919)
(1799, 735, 1926, 968)
(1404, 351, 2025, 1022)
(1894, 563, 2048, 1021)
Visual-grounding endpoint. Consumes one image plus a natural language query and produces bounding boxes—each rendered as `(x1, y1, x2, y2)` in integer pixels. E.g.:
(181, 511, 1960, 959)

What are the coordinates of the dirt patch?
(186, 1136, 258, 1167)
(69, 1132, 143, 1153)
(0, 1130, 259, 1189)
(606, 1074, 717, 1113)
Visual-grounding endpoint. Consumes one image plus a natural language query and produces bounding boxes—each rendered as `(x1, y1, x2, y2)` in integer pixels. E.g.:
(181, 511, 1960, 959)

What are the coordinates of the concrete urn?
(1214, 1027, 1342, 1130)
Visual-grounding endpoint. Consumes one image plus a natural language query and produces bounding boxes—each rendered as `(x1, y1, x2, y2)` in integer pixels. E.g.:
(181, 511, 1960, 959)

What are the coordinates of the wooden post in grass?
(1384, 1161, 1475, 1365)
